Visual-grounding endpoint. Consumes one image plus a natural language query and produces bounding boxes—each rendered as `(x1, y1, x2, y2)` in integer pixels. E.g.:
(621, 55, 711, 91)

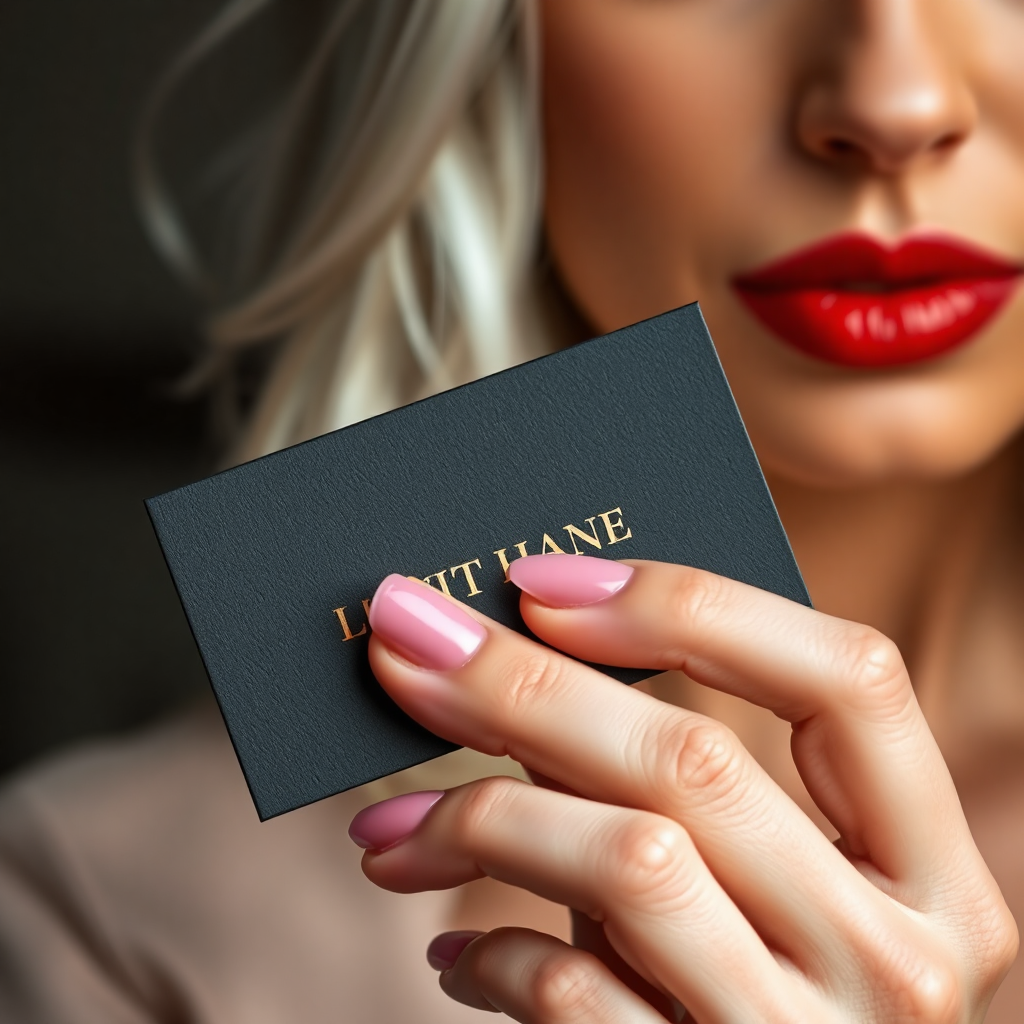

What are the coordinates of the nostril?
(933, 132, 962, 153)
(824, 137, 859, 159)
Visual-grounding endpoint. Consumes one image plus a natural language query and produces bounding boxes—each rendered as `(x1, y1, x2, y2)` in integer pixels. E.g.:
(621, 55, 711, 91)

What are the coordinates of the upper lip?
(734, 232, 1022, 293)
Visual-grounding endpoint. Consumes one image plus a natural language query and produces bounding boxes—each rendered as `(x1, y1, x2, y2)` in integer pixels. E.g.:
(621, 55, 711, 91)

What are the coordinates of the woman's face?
(540, 0, 1024, 486)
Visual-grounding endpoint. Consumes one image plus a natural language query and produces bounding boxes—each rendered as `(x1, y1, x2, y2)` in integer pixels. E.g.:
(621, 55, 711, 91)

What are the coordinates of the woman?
(0, 0, 1019, 1021)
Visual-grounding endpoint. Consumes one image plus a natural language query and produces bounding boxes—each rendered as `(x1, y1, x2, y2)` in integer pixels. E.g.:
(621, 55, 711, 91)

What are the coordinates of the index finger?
(369, 560, 971, 897)
(514, 556, 976, 892)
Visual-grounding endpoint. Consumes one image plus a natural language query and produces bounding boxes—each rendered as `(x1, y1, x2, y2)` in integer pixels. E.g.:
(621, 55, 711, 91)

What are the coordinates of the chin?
(748, 382, 1024, 490)
(703, 291, 1024, 490)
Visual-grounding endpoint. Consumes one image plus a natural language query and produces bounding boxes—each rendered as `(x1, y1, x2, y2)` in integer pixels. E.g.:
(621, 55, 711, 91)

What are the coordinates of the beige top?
(1, 693, 1021, 1021)
(0, 703, 484, 1024)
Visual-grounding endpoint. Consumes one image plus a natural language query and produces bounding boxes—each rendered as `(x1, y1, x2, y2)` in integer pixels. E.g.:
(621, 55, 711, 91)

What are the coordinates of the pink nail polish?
(369, 574, 487, 670)
(348, 790, 444, 851)
(427, 931, 484, 971)
(508, 554, 634, 607)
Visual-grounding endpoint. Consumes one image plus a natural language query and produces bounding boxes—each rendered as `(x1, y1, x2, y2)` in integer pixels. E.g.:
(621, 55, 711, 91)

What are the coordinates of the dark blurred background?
(0, 1, 237, 778)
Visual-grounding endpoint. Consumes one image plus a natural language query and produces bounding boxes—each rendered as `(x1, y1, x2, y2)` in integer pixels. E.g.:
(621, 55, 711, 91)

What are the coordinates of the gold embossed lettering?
(563, 516, 603, 555)
(334, 605, 367, 641)
(450, 559, 484, 597)
(598, 507, 632, 545)
(493, 542, 529, 581)
(541, 533, 567, 555)
(422, 570, 452, 596)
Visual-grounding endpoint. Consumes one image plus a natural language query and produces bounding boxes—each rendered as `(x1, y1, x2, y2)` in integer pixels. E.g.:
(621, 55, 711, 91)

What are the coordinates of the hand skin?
(362, 565, 1017, 1024)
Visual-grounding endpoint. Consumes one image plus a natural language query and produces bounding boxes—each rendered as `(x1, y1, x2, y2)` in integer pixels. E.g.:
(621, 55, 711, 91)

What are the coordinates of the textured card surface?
(147, 303, 808, 820)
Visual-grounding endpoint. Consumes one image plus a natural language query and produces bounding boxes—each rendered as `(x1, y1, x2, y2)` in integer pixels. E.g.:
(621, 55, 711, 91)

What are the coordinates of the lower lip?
(735, 277, 1019, 368)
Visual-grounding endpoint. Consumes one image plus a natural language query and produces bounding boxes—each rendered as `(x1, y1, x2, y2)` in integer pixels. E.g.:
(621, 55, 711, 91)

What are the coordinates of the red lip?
(733, 233, 1021, 368)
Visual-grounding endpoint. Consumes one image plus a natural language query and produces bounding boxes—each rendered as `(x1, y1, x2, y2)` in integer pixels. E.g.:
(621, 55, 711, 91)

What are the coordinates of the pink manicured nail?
(369, 574, 486, 670)
(348, 790, 444, 851)
(427, 931, 484, 971)
(508, 554, 634, 607)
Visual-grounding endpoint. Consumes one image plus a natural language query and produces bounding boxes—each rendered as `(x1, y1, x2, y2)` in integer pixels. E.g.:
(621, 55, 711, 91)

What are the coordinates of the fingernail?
(348, 790, 444, 851)
(369, 574, 487, 670)
(427, 931, 484, 971)
(508, 554, 634, 607)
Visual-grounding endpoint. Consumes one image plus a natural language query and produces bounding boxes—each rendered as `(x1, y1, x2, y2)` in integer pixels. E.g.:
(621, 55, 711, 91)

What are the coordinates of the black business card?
(147, 303, 808, 820)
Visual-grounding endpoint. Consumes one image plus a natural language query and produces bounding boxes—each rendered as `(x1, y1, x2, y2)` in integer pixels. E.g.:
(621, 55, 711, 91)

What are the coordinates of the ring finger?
(432, 927, 676, 1023)
(359, 776, 815, 1023)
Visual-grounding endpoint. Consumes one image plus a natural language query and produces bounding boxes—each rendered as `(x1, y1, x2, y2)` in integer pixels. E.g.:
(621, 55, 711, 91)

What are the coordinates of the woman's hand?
(351, 555, 1017, 1023)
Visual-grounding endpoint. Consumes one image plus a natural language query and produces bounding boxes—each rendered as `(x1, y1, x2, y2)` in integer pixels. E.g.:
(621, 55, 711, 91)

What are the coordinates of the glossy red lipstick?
(733, 233, 1021, 368)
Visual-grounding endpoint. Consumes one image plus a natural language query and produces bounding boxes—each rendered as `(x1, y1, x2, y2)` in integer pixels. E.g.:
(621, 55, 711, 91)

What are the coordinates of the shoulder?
(0, 700, 469, 1023)
(0, 697, 365, 944)
(0, 700, 261, 893)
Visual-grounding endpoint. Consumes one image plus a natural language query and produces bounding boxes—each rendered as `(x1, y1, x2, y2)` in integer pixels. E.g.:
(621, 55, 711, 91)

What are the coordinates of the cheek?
(540, 8, 777, 332)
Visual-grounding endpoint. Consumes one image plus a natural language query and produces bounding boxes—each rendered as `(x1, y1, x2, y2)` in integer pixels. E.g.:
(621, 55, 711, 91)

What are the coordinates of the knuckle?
(871, 945, 962, 1024)
(875, 902, 1019, 1022)
(529, 950, 606, 1021)
(604, 814, 693, 909)
(666, 568, 729, 632)
(994, 908, 1021, 979)
(494, 651, 568, 724)
(974, 900, 1020, 992)
(658, 718, 745, 806)
(898, 961, 962, 1023)
(833, 625, 910, 713)
(452, 776, 518, 847)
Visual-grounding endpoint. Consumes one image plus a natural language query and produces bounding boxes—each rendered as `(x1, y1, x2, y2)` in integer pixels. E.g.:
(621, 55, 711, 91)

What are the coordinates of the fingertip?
(427, 930, 486, 971)
(509, 554, 635, 608)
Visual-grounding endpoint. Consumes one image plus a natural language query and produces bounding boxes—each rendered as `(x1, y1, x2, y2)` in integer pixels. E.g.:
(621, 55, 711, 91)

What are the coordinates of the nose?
(796, 0, 977, 175)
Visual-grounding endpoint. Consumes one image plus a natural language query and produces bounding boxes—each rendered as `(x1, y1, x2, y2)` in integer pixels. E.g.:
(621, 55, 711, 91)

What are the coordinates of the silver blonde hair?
(136, 0, 564, 795)
(136, 0, 555, 465)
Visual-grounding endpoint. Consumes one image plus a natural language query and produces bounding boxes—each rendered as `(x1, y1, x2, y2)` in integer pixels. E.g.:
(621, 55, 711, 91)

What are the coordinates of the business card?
(147, 303, 808, 819)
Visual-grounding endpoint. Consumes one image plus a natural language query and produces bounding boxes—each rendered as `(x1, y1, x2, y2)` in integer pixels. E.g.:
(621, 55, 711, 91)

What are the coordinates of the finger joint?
(493, 651, 569, 727)
(529, 950, 608, 1021)
(895, 960, 961, 1023)
(658, 719, 746, 810)
(604, 814, 695, 911)
(665, 568, 730, 638)
(833, 626, 910, 716)
(453, 776, 520, 848)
